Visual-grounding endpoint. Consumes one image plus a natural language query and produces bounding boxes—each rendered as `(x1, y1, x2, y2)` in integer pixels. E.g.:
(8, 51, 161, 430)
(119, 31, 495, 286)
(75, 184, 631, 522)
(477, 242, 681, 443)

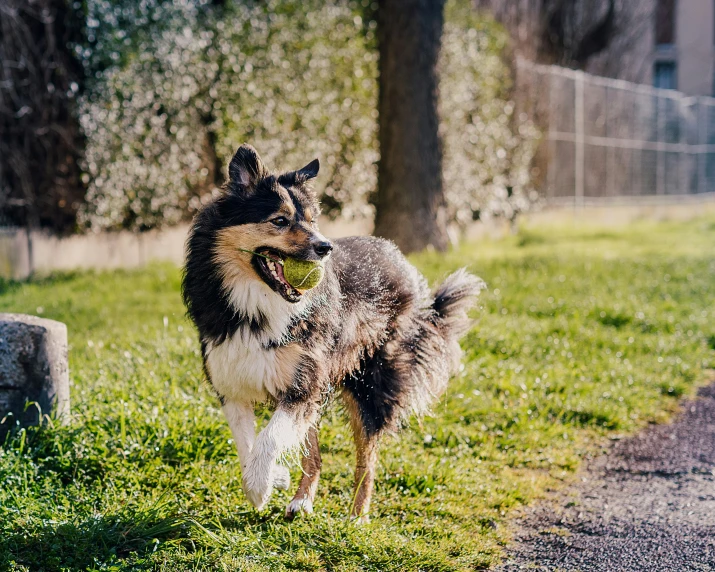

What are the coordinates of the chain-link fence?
(516, 59, 715, 205)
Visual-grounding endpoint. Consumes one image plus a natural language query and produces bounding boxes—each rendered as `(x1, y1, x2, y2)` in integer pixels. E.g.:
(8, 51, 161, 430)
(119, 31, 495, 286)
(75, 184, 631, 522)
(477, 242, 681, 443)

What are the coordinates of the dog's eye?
(271, 216, 289, 228)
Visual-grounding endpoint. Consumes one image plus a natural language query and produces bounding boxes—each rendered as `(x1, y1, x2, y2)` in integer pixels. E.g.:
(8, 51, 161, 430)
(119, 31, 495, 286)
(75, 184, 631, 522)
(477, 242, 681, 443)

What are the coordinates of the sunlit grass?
(1, 216, 714, 571)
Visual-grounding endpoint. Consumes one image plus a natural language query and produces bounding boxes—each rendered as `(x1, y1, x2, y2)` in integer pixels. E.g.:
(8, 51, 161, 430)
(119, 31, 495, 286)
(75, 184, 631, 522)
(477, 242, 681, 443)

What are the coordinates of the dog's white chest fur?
(206, 333, 284, 402)
(204, 280, 309, 403)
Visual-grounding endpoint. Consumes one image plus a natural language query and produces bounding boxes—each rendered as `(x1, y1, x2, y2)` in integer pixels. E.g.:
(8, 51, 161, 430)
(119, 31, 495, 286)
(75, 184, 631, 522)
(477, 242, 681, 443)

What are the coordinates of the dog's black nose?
(313, 240, 333, 258)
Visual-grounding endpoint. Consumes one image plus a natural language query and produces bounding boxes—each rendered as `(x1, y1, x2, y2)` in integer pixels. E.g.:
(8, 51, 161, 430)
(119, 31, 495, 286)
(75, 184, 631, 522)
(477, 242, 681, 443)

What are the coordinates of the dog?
(182, 144, 484, 521)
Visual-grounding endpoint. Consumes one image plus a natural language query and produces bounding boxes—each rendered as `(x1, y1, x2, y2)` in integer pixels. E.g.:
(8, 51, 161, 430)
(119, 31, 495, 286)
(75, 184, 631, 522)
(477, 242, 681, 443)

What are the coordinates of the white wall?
(0, 216, 373, 280)
(2, 201, 714, 281)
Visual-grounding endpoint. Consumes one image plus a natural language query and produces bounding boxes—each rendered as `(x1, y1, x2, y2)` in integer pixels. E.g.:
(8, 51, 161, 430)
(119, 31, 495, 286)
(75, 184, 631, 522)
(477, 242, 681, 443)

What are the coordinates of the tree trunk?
(373, 0, 449, 254)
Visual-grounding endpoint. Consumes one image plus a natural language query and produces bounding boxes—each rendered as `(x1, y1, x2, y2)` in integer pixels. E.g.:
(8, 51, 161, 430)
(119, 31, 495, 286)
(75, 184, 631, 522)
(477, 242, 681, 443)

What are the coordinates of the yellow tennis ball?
(283, 258, 325, 291)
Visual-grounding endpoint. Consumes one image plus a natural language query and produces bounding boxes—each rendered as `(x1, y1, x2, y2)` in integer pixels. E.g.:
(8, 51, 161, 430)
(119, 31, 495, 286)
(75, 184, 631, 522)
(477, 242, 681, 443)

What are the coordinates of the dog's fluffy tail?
(431, 268, 486, 340)
(395, 268, 485, 419)
(384, 268, 486, 425)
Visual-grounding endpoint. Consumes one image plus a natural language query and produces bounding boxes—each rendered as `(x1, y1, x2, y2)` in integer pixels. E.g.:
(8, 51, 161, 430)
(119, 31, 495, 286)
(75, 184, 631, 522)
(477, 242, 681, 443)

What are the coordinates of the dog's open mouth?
(253, 248, 302, 303)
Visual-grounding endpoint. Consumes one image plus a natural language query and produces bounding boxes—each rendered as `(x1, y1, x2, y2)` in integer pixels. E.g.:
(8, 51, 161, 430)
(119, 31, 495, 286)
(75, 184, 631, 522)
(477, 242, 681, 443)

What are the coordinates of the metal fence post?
(656, 96, 665, 196)
(697, 99, 706, 194)
(605, 85, 613, 197)
(680, 96, 688, 195)
(574, 70, 585, 209)
(547, 69, 555, 198)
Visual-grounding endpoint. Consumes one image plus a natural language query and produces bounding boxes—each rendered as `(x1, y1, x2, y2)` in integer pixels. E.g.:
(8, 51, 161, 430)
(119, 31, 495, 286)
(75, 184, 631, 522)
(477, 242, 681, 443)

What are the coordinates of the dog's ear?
(297, 158, 320, 181)
(228, 144, 266, 193)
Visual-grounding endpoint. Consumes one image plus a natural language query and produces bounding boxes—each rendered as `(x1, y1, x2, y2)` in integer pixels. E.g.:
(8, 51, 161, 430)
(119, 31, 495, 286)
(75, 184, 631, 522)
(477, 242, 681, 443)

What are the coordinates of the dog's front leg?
(222, 400, 291, 497)
(242, 403, 316, 510)
(222, 400, 256, 471)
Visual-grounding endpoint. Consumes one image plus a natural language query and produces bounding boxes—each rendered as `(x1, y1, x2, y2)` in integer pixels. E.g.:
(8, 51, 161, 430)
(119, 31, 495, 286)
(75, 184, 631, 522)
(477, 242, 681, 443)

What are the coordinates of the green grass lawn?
(1, 218, 714, 571)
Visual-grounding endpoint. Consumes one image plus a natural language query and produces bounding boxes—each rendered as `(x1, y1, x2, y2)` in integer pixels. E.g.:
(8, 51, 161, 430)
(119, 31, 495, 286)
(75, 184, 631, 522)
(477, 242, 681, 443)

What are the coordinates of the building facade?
(580, 0, 714, 96)
(651, 0, 715, 95)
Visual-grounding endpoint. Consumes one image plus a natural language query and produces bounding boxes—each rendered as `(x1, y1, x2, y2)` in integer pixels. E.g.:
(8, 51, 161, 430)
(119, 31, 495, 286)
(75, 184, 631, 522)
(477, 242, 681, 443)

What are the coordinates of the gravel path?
(499, 382, 715, 572)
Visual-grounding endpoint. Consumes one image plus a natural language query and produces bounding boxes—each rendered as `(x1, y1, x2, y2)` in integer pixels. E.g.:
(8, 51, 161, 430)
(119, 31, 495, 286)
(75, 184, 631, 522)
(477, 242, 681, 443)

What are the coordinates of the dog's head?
(211, 144, 332, 303)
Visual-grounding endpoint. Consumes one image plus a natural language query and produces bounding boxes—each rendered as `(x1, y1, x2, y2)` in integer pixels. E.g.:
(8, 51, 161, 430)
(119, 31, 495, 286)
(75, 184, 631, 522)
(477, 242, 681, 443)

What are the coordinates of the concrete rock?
(0, 313, 69, 438)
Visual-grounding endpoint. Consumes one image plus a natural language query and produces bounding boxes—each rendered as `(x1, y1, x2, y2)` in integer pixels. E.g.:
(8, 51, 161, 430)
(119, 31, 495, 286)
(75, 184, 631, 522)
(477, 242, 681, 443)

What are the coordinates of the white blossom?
(78, 0, 538, 232)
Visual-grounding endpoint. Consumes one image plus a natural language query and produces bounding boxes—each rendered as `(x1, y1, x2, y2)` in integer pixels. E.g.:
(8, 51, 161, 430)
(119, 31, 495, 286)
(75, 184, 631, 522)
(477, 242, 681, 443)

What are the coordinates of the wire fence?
(516, 59, 715, 205)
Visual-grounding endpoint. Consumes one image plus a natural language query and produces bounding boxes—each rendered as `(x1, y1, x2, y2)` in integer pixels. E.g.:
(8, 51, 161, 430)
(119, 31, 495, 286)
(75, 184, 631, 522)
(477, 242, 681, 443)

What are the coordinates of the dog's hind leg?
(341, 392, 381, 523)
(350, 426, 379, 523)
(285, 425, 321, 520)
(341, 324, 430, 522)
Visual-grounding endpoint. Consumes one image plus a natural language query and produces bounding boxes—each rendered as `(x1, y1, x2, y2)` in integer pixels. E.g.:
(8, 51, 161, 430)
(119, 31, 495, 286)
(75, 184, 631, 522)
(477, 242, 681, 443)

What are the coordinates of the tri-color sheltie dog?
(182, 144, 484, 521)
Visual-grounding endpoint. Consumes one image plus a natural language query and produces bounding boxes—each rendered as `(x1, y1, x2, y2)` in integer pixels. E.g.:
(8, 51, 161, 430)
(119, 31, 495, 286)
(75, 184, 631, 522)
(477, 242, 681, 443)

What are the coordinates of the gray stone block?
(0, 313, 69, 438)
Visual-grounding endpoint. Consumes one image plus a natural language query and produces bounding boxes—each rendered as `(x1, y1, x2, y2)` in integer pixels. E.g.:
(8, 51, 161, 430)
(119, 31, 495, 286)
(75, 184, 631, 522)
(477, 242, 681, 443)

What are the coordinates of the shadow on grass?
(2, 417, 236, 490)
(0, 270, 85, 296)
(1, 423, 111, 486)
(0, 502, 224, 571)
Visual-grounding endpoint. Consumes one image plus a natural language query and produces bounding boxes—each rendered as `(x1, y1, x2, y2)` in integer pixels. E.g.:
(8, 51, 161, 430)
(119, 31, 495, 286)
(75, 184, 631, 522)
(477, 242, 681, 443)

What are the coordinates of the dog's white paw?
(242, 462, 273, 510)
(285, 496, 314, 520)
(243, 477, 272, 510)
(242, 462, 291, 509)
(273, 465, 291, 491)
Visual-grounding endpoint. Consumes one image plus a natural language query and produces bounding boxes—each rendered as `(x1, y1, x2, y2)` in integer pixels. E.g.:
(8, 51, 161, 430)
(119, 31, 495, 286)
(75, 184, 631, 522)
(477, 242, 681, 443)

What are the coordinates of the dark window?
(655, 0, 676, 45)
(654, 61, 677, 89)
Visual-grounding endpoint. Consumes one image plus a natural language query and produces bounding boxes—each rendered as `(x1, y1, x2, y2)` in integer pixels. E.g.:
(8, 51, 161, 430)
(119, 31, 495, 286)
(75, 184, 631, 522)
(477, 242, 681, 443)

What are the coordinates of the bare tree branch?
(0, 0, 85, 233)
(475, 0, 653, 79)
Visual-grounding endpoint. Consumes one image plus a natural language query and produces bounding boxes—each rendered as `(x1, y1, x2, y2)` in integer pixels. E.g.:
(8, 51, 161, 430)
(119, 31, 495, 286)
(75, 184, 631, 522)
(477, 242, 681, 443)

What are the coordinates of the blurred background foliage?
(79, 0, 381, 231)
(2, 0, 539, 234)
(440, 1, 540, 228)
